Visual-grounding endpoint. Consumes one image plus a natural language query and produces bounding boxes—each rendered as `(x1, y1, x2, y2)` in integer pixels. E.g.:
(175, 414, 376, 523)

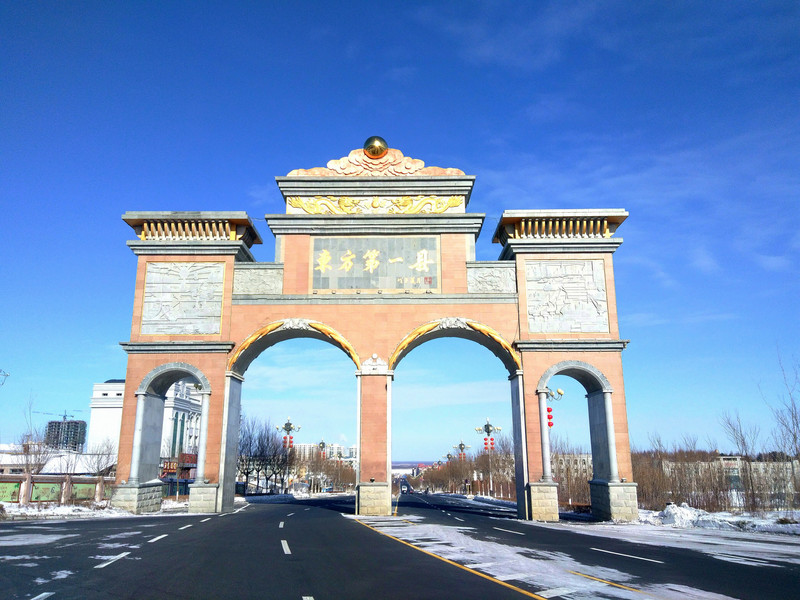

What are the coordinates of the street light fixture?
(545, 388, 564, 429)
(475, 418, 502, 497)
(453, 440, 470, 460)
(276, 417, 300, 448)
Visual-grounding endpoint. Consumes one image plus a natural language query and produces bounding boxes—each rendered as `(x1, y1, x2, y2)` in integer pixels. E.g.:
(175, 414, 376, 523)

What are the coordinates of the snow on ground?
(351, 512, 736, 599)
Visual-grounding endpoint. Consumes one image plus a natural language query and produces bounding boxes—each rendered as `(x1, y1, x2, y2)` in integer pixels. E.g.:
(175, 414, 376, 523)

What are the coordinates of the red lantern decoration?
(547, 407, 552, 413)
(548, 422, 554, 428)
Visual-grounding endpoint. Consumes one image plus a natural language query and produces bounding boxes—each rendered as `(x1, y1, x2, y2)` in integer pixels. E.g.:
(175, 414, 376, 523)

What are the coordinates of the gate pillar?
(189, 391, 218, 513)
(356, 355, 393, 516)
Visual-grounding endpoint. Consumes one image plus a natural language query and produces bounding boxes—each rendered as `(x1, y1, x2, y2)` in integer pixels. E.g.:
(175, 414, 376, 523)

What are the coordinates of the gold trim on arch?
(308, 322, 361, 368)
(388, 319, 521, 370)
(227, 321, 284, 371)
(388, 322, 440, 369)
(227, 320, 361, 372)
(465, 321, 522, 370)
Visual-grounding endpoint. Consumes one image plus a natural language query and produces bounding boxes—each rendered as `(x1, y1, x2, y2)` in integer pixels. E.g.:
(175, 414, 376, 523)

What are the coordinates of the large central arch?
(113, 140, 638, 521)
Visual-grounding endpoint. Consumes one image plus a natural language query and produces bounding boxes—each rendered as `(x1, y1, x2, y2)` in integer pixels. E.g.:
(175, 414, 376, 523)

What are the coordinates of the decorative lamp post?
(453, 440, 470, 460)
(276, 417, 300, 449)
(475, 418, 502, 497)
(276, 417, 300, 493)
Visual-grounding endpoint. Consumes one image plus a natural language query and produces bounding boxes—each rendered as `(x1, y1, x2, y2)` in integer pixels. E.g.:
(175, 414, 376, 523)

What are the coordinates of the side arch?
(389, 317, 521, 376)
(536, 360, 613, 395)
(136, 361, 212, 396)
(227, 318, 360, 376)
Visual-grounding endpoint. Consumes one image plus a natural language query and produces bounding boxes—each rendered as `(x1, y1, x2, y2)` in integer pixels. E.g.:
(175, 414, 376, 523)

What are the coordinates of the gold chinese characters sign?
(287, 195, 464, 215)
(311, 236, 440, 292)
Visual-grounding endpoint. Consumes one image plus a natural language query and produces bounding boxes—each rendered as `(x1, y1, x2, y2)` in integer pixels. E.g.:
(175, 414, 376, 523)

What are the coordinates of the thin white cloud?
(753, 254, 793, 272)
(413, 2, 598, 71)
(689, 245, 722, 275)
(621, 311, 737, 328)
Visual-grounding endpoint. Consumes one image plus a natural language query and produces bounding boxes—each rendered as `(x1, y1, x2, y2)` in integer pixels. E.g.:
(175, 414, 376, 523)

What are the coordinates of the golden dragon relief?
(286, 195, 464, 215)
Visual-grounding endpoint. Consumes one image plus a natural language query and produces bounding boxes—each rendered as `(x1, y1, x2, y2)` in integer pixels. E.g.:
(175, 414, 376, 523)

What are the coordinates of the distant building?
(87, 379, 202, 459)
(45, 419, 87, 452)
(292, 442, 357, 463)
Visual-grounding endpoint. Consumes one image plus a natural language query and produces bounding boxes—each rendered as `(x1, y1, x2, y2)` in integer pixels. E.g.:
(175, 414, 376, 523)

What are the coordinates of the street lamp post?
(276, 417, 300, 493)
(475, 418, 501, 497)
(453, 441, 470, 494)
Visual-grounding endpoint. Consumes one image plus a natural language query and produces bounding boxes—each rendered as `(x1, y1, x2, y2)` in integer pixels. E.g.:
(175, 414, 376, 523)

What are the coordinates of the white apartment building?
(87, 379, 202, 460)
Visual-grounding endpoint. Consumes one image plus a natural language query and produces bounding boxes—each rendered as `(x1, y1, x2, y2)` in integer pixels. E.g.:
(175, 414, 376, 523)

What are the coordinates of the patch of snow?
(98, 542, 141, 549)
(50, 570, 73, 580)
(354, 515, 735, 600)
(0, 534, 79, 547)
(102, 531, 141, 540)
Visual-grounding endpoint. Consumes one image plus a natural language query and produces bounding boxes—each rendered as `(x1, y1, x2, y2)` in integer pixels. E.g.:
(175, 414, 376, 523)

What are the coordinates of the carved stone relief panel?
(233, 266, 283, 295)
(141, 262, 224, 335)
(525, 260, 609, 333)
(467, 265, 517, 294)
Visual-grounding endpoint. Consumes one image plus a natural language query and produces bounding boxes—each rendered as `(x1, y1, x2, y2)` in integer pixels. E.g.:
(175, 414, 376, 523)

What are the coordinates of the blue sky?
(1, 2, 798, 460)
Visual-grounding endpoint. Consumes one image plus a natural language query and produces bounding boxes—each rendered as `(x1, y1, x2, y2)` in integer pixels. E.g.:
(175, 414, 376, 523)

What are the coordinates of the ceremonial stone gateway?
(113, 137, 639, 521)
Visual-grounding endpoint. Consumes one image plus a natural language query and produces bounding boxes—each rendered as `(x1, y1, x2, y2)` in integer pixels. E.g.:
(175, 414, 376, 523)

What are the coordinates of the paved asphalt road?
(1, 494, 798, 599)
(392, 492, 800, 599)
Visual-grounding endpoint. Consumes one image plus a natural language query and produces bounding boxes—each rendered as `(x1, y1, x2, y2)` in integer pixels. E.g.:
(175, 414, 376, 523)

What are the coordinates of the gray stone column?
(195, 392, 210, 482)
(216, 372, 243, 512)
(189, 390, 219, 513)
(128, 393, 147, 485)
(603, 391, 620, 483)
(509, 372, 529, 519)
(538, 391, 553, 482)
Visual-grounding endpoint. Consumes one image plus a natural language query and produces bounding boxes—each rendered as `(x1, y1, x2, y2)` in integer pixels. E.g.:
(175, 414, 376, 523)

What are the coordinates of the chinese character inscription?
(312, 237, 439, 292)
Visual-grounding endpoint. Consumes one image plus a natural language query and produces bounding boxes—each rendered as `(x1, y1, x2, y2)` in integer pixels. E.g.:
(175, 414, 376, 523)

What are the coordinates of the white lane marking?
(281, 540, 291, 555)
(218, 512, 228, 517)
(496, 573, 529, 581)
(179, 524, 193, 530)
(201, 518, 211, 522)
(286, 512, 295, 517)
(539, 587, 578, 598)
(31, 594, 55, 600)
(493, 527, 525, 536)
(94, 551, 130, 569)
(304, 508, 311, 511)
(590, 547, 664, 564)
(454, 517, 465, 522)
(235, 505, 249, 513)
(148, 534, 168, 543)
(302, 597, 314, 600)
(279, 521, 285, 528)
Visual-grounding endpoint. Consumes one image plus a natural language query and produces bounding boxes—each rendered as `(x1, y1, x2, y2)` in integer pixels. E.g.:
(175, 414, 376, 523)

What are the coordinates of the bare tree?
(721, 410, 762, 512)
(85, 438, 117, 476)
(237, 415, 259, 493)
(768, 357, 800, 508)
(16, 397, 56, 474)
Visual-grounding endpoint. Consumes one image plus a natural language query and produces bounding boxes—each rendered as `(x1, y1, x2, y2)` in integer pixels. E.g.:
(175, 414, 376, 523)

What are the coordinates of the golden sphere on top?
(363, 136, 389, 159)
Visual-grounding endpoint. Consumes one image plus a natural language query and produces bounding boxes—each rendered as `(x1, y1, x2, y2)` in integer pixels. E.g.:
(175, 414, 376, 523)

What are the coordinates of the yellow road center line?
(355, 519, 547, 600)
(568, 571, 649, 595)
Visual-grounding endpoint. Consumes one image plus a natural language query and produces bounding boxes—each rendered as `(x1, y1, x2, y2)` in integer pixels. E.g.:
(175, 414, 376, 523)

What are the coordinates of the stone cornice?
(275, 176, 475, 206)
(265, 214, 484, 237)
(232, 293, 517, 305)
(515, 339, 629, 352)
(120, 342, 236, 354)
(126, 241, 255, 262)
(497, 238, 623, 259)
